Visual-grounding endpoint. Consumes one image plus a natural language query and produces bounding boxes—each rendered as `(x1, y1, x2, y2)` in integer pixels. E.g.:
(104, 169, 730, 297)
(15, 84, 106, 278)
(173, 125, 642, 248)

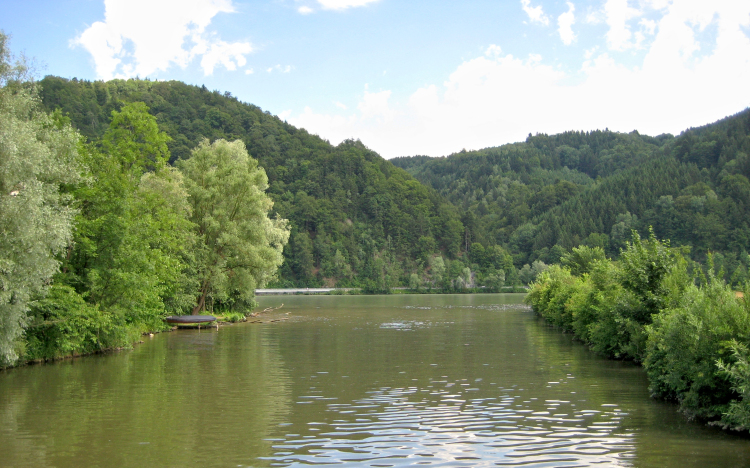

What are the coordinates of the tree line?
(393, 108, 750, 284)
(0, 33, 288, 366)
(38, 75, 527, 293)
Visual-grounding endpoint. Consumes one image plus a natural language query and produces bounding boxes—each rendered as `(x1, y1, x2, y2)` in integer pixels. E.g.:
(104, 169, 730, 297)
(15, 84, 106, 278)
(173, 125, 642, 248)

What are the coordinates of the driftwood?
(263, 303, 284, 313)
(249, 303, 284, 317)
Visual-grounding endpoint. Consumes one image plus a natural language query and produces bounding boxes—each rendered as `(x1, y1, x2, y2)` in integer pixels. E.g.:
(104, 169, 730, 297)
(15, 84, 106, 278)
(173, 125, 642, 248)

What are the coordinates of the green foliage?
(395, 108, 750, 274)
(619, 228, 677, 323)
(645, 278, 750, 422)
(39, 76, 465, 288)
(408, 273, 421, 291)
(65, 103, 196, 332)
(0, 33, 83, 364)
(428, 256, 446, 289)
(561, 245, 607, 276)
(717, 340, 750, 431)
(179, 139, 290, 313)
(102, 101, 170, 171)
(525, 265, 578, 330)
(24, 285, 131, 361)
(519, 260, 548, 285)
(530, 228, 750, 431)
(220, 312, 247, 323)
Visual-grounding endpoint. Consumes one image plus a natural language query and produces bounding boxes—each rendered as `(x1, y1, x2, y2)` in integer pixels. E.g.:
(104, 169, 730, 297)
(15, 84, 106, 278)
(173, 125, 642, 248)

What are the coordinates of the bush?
(525, 265, 578, 330)
(619, 228, 678, 323)
(24, 285, 131, 361)
(561, 245, 607, 276)
(566, 260, 624, 346)
(587, 289, 646, 361)
(644, 278, 750, 422)
(716, 340, 750, 431)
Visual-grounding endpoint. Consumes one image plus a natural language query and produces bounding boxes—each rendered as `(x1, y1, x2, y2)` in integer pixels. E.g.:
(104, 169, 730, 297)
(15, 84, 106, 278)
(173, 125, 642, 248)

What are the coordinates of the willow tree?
(0, 32, 82, 363)
(179, 139, 289, 314)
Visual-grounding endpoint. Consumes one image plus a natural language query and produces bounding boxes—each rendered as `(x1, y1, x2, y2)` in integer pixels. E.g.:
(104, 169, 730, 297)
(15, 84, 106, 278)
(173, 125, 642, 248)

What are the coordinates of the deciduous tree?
(179, 139, 289, 314)
(0, 32, 82, 363)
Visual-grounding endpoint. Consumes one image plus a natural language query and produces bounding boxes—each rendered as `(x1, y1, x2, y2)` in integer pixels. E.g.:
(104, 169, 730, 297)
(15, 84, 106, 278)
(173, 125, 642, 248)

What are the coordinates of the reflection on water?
(1, 294, 750, 468)
(265, 384, 633, 467)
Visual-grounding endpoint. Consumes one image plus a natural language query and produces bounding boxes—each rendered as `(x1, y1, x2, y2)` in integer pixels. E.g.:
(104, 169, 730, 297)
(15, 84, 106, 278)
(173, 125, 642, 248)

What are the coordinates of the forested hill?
(39, 75, 750, 288)
(392, 109, 750, 284)
(39, 76, 465, 290)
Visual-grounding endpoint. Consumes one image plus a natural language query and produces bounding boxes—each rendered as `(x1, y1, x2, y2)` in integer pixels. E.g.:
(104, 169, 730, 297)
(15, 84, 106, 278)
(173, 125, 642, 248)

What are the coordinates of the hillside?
(39, 76, 466, 289)
(393, 109, 750, 284)
(41, 75, 750, 288)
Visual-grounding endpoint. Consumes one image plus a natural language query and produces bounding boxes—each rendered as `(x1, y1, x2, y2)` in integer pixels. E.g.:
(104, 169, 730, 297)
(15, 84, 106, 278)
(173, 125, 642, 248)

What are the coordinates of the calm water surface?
(1, 294, 749, 467)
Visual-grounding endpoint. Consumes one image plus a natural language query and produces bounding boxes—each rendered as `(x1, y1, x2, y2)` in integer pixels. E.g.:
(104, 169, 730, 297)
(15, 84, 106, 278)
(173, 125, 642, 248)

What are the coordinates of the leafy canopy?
(179, 139, 289, 313)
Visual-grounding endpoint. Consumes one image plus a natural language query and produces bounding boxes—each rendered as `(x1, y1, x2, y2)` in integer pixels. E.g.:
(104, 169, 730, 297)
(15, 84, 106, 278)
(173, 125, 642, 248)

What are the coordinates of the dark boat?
(164, 315, 217, 324)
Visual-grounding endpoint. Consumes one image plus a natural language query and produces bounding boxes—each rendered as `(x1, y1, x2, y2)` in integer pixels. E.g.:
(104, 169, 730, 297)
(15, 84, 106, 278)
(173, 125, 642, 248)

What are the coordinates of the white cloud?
(639, 18, 657, 36)
(73, 0, 251, 79)
(603, 0, 642, 50)
(199, 38, 251, 75)
(521, 0, 550, 26)
(298, 6, 314, 14)
(317, 0, 379, 10)
(335, 101, 348, 109)
(266, 64, 293, 73)
(558, 2, 576, 45)
(485, 44, 503, 57)
(358, 86, 394, 122)
(245, 68, 254, 75)
(286, 3, 750, 159)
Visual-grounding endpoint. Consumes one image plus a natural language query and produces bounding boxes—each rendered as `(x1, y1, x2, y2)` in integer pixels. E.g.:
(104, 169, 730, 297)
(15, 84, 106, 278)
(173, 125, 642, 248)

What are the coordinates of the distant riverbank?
(255, 286, 527, 295)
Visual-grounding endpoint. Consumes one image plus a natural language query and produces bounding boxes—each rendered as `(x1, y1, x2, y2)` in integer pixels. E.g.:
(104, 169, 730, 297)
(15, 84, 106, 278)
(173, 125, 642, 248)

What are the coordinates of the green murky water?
(2, 294, 749, 467)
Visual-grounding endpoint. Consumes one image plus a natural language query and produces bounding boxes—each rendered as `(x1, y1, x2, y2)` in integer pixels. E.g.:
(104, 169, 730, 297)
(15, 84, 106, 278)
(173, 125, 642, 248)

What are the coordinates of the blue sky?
(2, 0, 750, 158)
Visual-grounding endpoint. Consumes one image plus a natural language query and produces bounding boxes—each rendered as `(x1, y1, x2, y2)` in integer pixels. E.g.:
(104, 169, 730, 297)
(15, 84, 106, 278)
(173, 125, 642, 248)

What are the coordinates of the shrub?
(24, 285, 131, 361)
(716, 340, 750, 431)
(561, 246, 607, 276)
(525, 265, 578, 330)
(644, 278, 750, 421)
(566, 260, 624, 346)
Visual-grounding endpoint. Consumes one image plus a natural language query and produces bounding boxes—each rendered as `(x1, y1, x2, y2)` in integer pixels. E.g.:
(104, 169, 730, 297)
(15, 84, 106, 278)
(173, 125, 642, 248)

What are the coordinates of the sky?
(2, 0, 750, 158)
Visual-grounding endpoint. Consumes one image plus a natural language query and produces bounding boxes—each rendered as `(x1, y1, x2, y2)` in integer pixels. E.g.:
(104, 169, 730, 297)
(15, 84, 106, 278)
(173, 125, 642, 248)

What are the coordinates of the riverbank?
(255, 286, 527, 295)
(526, 238, 750, 432)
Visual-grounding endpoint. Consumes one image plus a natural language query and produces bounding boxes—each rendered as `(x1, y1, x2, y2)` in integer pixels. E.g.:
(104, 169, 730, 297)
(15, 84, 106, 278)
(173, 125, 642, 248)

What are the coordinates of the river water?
(1, 294, 749, 467)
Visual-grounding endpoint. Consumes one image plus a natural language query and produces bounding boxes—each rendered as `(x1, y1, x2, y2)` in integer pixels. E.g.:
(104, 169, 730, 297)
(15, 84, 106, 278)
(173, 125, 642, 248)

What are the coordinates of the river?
(1, 294, 748, 467)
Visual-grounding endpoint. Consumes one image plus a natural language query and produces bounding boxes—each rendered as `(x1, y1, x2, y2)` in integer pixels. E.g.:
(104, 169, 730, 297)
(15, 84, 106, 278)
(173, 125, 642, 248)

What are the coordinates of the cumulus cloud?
(558, 2, 576, 45)
(317, 0, 379, 10)
(298, 6, 314, 14)
(358, 86, 394, 122)
(603, 0, 642, 50)
(521, 0, 550, 26)
(286, 2, 750, 159)
(73, 0, 251, 79)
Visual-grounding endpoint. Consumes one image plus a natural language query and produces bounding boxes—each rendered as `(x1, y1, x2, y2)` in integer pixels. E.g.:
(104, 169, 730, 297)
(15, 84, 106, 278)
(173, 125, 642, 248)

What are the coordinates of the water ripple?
(263, 385, 634, 467)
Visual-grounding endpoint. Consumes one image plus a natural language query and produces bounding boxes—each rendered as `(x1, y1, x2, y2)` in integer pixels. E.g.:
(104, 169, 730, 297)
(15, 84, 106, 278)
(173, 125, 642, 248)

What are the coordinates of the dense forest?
(39, 76, 510, 292)
(393, 111, 750, 283)
(44, 75, 750, 292)
(0, 34, 289, 365)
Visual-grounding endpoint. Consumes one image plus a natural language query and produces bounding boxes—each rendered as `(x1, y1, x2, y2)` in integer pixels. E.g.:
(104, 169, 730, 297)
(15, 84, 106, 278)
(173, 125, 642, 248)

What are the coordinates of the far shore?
(255, 287, 526, 296)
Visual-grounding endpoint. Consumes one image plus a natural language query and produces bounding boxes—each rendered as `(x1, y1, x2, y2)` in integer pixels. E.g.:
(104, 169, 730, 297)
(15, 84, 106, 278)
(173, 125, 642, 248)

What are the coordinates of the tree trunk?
(192, 281, 210, 315)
